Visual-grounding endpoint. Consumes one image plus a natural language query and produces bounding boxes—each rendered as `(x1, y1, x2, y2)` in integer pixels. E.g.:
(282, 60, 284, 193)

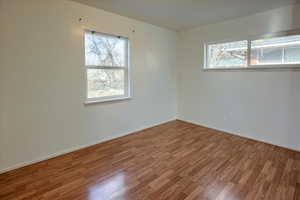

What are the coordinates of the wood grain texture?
(0, 120, 300, 200)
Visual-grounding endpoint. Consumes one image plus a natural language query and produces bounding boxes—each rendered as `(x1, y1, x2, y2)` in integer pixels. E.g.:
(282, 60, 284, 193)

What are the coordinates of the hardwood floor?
(1, 120, 300, 200)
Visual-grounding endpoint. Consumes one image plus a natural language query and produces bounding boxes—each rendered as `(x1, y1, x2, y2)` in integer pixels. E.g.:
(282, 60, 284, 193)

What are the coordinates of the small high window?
(251, 35, 300, 66)
(205, 30, 300, 69)
(207, 40, 248, 68)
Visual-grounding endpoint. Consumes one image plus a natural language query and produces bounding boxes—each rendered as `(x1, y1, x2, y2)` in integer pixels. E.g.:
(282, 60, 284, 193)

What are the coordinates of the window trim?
(84, 30, 132, 104)
(204, 29, 300, 70)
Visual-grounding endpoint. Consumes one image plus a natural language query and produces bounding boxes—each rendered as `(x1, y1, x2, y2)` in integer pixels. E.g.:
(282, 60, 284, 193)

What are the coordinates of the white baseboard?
(178, 118, 300, 153)
(0, 118, 176, 174)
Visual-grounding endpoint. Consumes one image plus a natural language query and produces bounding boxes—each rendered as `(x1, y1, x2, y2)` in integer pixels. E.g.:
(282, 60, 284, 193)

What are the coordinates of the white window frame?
(204, 29, 300, 70)
(84, 30, 131, 104)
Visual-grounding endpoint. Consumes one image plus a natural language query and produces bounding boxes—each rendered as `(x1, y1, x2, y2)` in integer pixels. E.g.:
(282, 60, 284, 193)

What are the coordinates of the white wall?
(0, 0, 178, 172)
(0, 0, 5, 169)
(178, 4, 300, 151)
(2, 0, 300, 174)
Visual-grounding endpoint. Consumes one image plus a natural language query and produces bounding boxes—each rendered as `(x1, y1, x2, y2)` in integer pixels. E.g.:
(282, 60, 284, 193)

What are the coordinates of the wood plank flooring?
(1, 120, 300, 200)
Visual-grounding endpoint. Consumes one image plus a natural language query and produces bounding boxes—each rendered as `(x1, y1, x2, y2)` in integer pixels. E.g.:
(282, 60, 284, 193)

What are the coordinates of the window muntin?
(85, 31, 130, 103)
(205, 31, 300, 69)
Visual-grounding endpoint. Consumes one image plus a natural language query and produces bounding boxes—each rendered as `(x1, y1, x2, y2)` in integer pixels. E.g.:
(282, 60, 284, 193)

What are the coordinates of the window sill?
(203, 64, 300, 71)
(85, 96, 131, 105)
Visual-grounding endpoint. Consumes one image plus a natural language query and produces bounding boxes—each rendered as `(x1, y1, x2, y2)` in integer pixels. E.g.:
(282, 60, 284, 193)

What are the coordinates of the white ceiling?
(71, 0, 299, 31)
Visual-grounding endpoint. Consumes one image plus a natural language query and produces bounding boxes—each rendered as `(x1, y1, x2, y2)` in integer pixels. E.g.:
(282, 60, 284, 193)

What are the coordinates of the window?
(207, 40, 248, 68)
(251, 35, 300, 65)
(205, 30, 300, 69)
(85, 31, 130, 103)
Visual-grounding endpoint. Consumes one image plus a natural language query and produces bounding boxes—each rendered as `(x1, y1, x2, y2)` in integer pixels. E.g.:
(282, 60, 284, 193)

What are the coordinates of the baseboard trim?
(177, 119, 300, 153)
(0, 118, 176, 174)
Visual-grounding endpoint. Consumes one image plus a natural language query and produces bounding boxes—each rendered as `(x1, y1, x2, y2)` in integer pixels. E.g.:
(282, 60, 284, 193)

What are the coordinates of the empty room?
(1, 0, 300, 199)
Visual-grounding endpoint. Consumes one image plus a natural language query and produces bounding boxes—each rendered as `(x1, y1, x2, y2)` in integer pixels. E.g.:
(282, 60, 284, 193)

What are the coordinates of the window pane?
(87, 69, 125, 99)
(207, 40, 248, 68)
(85, 32, 127, 67)
(285, 46, 300, 64)
(251, 35, 300, 65)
